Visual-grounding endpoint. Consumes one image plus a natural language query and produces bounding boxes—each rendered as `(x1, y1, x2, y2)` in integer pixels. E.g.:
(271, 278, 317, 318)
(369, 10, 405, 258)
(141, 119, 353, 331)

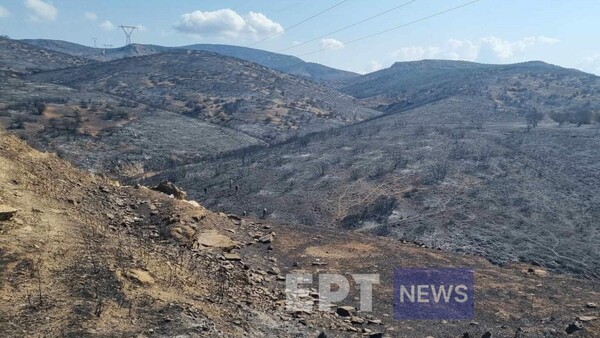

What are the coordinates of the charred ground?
(2, 36, 600, 304)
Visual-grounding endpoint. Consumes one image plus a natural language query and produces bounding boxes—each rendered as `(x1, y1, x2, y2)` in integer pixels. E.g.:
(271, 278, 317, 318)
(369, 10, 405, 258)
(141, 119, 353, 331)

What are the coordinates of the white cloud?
(392, 36, 560, 62)
(0, 5, 10, 18)
(579, 54, 600, 75)
(366, 60, 383, 73)
(444, 39, 479, 60)
(480, 35, 559, 59)
(84, 11, 97, 21)
(244, 12, 282, 38)
(99, 20, 114, 31)
(537, 36, 560, 44)
(173, 9, 283, 40)
(320, 38, 344, 50)
(24, 0, 57, 21)
(393, 46, 442, 61)
(136, 24, 147, 32)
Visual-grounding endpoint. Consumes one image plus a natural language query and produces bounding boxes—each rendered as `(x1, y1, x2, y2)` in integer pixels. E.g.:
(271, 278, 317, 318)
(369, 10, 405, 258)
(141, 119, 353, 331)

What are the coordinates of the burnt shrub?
(368, 164, 387, 180)
(570, 109, 593, 127)
(413, 125, 427, 137)
(33, 101, 46, 115)
(525, 109, 544, 131)
(185, 104, 204, 118)
(341, 195, 397, 229)
(423, 162, 450, 185)
(549, 111, 568, 125)
(373, 224, 392, 237)
(449, 142, 470, 160)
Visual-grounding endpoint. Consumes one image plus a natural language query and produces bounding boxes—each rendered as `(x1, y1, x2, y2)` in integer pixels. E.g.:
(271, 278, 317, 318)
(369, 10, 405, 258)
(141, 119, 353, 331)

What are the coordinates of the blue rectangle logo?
(394, 268, 474, 320)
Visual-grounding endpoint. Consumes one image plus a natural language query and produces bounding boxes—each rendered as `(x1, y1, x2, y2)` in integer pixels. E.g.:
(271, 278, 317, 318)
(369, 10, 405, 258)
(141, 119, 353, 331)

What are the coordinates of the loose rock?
(224, 252, 242, 261)
(195, 230, 238, 250)
(127, 269, 155, 286)
(0, 205, 18, 221)
(577, 316, 597, 322)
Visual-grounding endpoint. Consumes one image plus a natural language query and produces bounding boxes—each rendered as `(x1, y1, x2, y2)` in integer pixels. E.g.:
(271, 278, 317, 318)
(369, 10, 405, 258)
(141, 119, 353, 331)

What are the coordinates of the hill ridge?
(21, 38, 359, 82)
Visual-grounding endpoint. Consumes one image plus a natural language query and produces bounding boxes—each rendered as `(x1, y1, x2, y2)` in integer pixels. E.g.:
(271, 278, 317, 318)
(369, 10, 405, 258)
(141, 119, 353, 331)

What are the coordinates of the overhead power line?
(246, 0, 349, 47)
(278, 0, 419, 53)
(297, 0, 482, 57)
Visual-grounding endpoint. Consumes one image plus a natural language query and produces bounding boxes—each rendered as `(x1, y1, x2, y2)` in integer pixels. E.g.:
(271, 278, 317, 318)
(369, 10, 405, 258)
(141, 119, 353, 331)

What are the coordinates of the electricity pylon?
(118, 25, 137, 46)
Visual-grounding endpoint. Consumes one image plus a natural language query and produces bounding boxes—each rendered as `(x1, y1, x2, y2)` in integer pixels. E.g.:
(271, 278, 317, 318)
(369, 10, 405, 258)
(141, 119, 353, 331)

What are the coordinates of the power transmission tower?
(103, 44, 113, 48)
(92, 37, 97, 48)
(118, 25, 137, 46)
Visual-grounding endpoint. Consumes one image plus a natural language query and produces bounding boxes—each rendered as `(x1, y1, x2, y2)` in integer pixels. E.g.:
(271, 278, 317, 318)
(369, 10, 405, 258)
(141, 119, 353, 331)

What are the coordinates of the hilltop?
(1, 38, 372, 179)
(21, 39, 359, 82)
(28, 49, 378, 143)
(340, 59, 600, 119)
(0, 62, 263, 179)
(0, 37, 89, 75)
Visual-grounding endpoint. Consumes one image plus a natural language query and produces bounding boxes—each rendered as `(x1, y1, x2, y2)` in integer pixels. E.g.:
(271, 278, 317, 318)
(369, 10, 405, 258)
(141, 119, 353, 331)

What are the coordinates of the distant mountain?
(21, 39, 170, 61)
(0, 39, 261, 178)
(340, 59, 600, 115)
(183, 44, 359, 82)
(20, 39, 98, 57)
(28, 49, 378, 143)
(0, 37, 89, 74)
(21, 39, 359, 82)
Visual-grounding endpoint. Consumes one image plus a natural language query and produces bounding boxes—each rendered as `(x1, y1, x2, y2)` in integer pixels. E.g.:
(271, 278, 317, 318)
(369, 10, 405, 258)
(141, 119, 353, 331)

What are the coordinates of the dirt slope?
(0, 131, 313, 337)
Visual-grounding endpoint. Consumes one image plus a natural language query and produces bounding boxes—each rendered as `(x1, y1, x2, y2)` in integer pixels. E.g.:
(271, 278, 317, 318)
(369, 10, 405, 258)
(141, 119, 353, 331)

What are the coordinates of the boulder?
(186, 200, 201, 207)
(195, 230, 238, 250)
(127, 269, 155, 286)
(0, 205, 18, 221)
(224, 252, 241, 261)
(227, 214, 242, 221)
(259, 233, 274, 244)
(350, 316, 364, 324)
(152, 181, 187, 200)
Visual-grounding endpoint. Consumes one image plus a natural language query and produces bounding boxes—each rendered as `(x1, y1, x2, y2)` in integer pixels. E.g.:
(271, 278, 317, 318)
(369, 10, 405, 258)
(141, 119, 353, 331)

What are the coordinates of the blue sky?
(1, 0, 599, 74)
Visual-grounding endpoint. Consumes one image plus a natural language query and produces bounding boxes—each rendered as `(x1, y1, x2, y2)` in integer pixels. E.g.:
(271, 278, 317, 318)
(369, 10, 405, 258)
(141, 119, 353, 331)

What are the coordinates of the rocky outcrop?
(152, 181, 187, 200)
